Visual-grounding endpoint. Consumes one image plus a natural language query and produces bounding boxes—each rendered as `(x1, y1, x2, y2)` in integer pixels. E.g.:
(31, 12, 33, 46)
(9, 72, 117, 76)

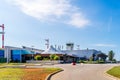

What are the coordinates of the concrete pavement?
(51, 64, 118, 80)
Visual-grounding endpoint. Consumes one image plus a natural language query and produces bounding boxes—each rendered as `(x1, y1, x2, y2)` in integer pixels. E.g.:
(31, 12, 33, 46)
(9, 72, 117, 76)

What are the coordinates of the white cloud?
(68, 13, 90, 28)
(7, 0, 90, 28)
(94, 44, 116, 47)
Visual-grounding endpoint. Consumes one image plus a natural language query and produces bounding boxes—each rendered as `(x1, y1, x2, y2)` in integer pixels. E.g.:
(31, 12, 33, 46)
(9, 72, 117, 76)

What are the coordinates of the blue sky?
(0, 0, 120, 60)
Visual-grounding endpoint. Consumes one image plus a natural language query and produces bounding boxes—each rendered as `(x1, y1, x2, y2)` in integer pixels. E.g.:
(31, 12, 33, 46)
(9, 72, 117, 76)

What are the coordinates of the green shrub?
(54, 55, 59, 60)
(49, 54, 60, 60)
(79, 60, 84, 63)
(89, 56, 93, 61)
(43, 58, 49, 60)
(98, 59, 105, 63)
(34, 55, 42, 60)
(112, 59, 116, 63)
(50, 54, 56, 60)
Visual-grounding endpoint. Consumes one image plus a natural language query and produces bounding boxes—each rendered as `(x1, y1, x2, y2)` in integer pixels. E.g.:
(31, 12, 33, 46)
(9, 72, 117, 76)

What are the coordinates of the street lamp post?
(31, 46, 34, 61)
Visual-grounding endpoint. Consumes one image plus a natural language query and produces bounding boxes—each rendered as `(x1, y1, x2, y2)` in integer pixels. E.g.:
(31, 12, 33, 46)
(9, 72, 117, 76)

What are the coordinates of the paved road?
(51, 64, 118, 80)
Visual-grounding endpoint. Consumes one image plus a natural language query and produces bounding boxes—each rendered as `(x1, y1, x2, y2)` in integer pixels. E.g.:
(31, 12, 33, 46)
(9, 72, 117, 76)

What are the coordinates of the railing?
(26, 60, 62, 65)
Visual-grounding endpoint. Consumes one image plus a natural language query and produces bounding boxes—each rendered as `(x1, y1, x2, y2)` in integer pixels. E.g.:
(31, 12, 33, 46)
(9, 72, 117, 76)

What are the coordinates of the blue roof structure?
(63, 49, 101, 59)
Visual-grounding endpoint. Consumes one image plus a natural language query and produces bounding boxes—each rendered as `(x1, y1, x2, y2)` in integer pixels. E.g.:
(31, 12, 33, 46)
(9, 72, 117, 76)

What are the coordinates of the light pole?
(31, 46, 34, 60)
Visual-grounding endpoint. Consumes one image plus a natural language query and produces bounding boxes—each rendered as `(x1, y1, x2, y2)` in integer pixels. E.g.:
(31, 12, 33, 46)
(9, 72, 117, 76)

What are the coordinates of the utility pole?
(0, 24, 4, 48)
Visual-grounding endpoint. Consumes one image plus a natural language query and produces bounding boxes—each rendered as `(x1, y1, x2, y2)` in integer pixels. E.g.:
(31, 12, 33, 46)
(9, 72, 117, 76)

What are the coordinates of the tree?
(49, 54, 60, 60)
(49, 54, 56, 60)
(35, 55, 42, 60)
(108, 50, 114, 61)
(54, 55, 60, 60)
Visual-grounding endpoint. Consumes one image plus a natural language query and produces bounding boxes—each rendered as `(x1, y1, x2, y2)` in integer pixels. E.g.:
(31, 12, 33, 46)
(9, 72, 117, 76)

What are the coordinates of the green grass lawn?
(0, 68, 61, 80)
(0, 68, 24, 80)
(107, 66, 120, 78)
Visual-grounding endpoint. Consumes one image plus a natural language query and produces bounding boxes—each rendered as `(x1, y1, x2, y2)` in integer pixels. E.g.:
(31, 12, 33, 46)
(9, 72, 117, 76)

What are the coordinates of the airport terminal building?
(0, 43, 102, 63)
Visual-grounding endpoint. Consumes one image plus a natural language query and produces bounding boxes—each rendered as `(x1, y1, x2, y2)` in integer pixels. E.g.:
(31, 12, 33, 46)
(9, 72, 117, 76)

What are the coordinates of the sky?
(0, 0, 120, 60)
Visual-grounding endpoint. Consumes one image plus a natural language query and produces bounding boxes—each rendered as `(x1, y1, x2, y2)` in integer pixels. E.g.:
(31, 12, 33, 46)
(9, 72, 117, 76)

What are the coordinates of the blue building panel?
(0, 50, 4, 58)
(11, 49, 32, 62)
(11, 50, 21, 62)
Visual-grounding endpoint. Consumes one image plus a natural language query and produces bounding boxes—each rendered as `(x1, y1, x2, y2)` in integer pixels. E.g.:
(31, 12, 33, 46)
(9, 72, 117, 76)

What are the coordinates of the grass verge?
(107, 66, 120, 78)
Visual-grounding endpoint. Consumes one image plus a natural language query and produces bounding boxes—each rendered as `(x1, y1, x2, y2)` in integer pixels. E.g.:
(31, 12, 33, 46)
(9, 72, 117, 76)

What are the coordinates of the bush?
(98, 59, 105, 63)
(34, 55, 42, 60)
(79, 60, 84, 63)
(43, 58, 49, 60)
(112, 59, 116, 63)
(50, 54, 56, 60)
(54, 55, 59, 60)
(89, 56, 93, 61)
(49, 54, 60, 60)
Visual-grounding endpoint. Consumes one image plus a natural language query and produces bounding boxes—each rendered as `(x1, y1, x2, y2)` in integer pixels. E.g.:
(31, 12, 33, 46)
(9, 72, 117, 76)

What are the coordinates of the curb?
(105, 72, 120, 80)
(45, 69, 64, 80)
(104, 66, 120, 80)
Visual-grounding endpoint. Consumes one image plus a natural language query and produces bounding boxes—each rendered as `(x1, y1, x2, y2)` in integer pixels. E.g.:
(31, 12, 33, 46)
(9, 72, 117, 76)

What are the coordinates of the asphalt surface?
(51, 64, 118, 80)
